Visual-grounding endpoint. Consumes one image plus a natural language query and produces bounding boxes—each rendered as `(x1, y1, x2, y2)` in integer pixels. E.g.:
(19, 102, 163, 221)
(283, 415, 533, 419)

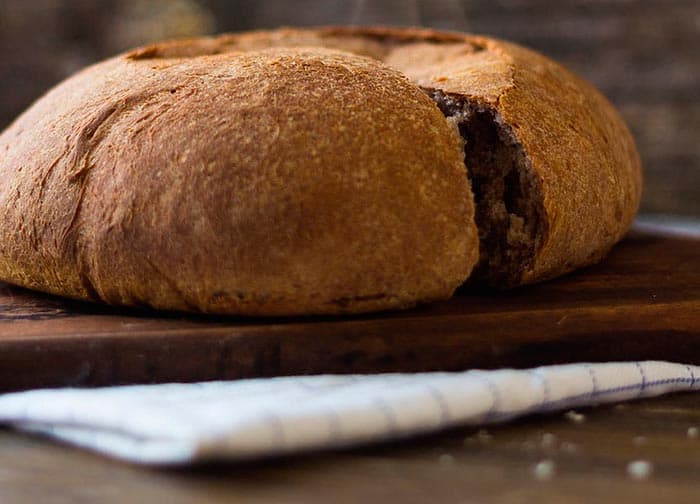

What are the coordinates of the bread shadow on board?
(0, 272, 571, 326)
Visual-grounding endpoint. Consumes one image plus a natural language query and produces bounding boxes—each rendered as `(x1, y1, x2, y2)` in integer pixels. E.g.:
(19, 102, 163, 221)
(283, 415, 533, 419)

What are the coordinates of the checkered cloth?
(0, 361, 697, 465)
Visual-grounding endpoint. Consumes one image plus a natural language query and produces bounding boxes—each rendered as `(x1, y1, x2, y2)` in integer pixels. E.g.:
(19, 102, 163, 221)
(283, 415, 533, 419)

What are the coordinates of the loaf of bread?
(0, 27, 641, 315)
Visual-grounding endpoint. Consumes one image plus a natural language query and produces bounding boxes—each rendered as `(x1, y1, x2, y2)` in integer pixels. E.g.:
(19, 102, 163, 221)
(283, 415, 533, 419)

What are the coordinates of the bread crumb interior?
(428, 90, 544, 286)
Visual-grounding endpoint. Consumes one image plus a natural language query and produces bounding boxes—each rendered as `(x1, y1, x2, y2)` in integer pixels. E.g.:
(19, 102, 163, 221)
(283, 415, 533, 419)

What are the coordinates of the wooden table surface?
(2, 392, 700, 502)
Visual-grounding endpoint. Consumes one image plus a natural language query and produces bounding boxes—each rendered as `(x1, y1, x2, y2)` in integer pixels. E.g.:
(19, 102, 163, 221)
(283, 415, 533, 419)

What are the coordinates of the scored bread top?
(0, 45, 477, 314)
(140, 26, 641, 286)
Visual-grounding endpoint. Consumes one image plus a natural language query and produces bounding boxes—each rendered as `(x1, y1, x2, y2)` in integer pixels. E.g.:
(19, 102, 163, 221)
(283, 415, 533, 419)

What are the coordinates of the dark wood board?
(0, 228, 698, 392)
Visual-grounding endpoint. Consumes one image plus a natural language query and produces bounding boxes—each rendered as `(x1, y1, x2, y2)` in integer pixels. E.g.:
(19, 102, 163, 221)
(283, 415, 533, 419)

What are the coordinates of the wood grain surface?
(3, 392, 700, 502)
(0, 228, 698, 393)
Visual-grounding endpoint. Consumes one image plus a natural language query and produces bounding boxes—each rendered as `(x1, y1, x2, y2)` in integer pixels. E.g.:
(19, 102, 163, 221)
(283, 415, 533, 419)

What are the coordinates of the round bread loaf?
(0, 27, 641, 315)
(0, 45, 477, 315)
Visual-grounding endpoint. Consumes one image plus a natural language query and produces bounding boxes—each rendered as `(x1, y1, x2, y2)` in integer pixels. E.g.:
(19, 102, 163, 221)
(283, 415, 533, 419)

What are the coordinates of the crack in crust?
(57, 88, 185, 301)
(427, 89, 546, 287)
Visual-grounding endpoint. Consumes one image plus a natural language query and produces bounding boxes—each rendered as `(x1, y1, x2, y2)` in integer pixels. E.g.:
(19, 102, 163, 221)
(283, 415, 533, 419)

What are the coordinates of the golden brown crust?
(493, 40, 642, 282)
(0, 46, 476, 315)
(0, 26, 642, 315)
(186, 26, 641, 285)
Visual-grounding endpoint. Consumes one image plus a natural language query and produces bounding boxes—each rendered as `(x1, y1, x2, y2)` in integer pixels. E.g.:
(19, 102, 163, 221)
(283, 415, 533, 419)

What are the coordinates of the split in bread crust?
(428, 90, 545, 287)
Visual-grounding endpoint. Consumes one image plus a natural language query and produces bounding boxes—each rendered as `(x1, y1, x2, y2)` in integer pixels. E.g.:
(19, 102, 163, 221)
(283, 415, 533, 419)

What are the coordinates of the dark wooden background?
(0, 0, 697, 216)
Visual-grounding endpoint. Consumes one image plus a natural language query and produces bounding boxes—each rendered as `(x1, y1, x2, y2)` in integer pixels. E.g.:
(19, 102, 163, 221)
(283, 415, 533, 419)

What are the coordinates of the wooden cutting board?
(0, 228, 698, 392)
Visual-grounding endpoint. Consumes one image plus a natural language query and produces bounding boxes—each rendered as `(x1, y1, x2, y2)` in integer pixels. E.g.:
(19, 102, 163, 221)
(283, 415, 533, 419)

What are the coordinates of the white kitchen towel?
(0, 360, 698, 465)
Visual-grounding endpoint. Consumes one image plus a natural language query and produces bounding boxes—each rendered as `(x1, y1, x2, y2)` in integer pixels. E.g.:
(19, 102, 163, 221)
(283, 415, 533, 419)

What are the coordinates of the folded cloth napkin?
(0, 361, 698, 465)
